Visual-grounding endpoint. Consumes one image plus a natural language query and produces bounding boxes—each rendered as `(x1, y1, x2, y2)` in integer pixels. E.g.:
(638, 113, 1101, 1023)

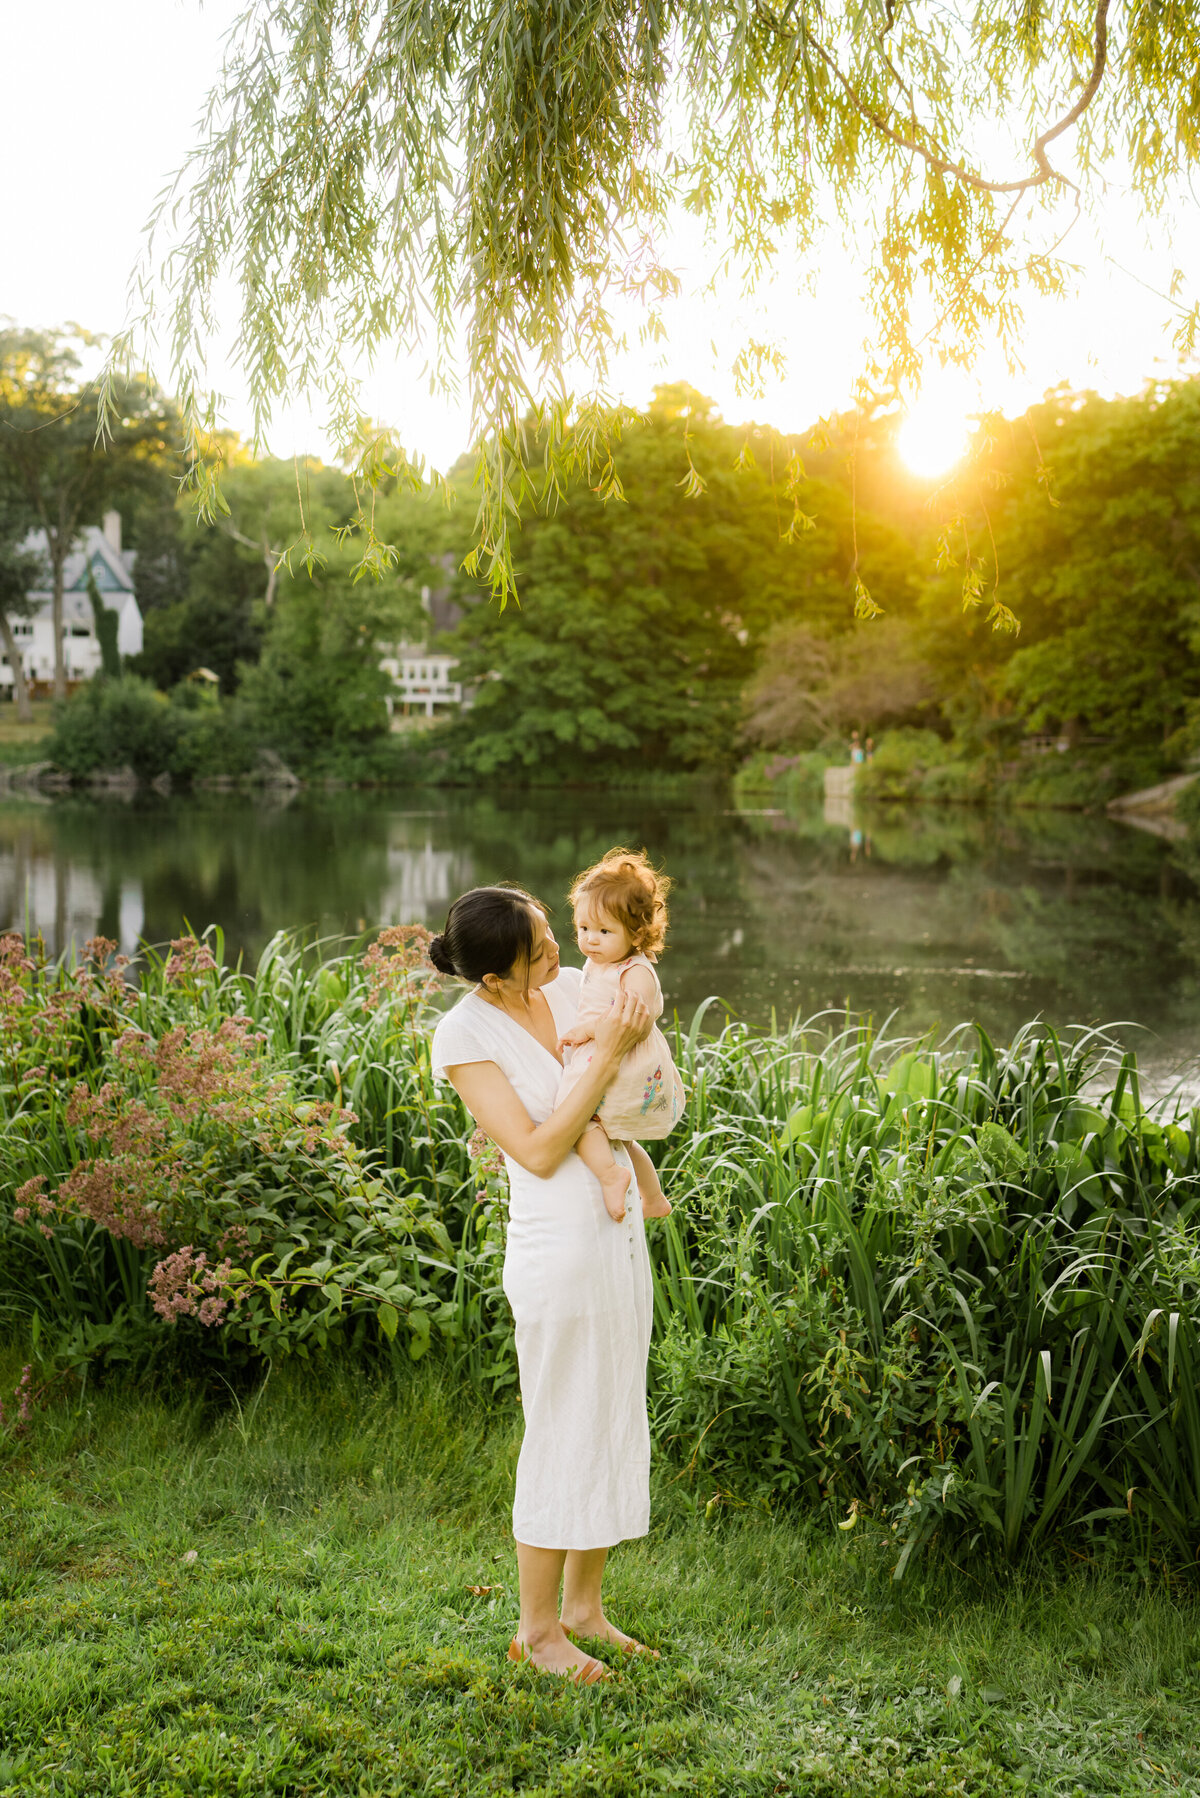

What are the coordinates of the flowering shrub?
(0, 930, 467, 1370)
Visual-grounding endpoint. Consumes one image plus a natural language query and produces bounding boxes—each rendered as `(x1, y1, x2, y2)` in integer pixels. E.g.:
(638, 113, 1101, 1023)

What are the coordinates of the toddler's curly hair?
(568, 847, 672, 960)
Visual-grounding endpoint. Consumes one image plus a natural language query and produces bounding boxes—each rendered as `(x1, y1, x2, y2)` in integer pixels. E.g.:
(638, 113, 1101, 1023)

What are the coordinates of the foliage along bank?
(2, 928, 1198, 1578)
(15, 351, 1200, 797)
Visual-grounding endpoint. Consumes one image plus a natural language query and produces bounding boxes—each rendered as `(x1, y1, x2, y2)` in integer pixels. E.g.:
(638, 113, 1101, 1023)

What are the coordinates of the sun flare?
(897, 401, 971, 479)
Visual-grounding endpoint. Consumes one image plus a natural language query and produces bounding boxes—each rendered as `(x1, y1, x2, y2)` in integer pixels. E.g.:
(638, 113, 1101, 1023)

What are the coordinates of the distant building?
(4, 511, 143, 696)
(379, 560, 475, 719)
(379, 645, 465, 718)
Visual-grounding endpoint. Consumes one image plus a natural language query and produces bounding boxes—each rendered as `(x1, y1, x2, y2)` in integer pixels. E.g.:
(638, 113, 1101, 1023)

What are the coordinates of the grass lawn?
(1, 1357, 1198, 1798)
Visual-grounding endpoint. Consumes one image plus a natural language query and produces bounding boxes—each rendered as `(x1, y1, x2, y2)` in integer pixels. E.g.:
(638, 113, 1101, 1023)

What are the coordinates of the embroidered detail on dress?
(640, 1066, 666, 1115)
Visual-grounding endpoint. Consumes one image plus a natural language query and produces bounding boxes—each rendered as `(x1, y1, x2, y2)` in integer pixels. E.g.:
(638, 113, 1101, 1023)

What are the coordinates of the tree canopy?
(114, 0, 1200, 602)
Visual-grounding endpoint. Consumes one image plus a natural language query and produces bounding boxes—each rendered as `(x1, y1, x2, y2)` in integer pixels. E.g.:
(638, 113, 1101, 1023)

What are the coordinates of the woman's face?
(513, 905, 560, 991)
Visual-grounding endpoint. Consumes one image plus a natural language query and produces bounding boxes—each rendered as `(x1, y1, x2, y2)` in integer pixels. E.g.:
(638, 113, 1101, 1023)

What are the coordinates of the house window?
(13, 622, 32, 638)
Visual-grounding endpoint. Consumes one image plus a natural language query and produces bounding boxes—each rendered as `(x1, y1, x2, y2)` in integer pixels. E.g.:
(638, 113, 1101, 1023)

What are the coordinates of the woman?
(429, 884, 657, 1685)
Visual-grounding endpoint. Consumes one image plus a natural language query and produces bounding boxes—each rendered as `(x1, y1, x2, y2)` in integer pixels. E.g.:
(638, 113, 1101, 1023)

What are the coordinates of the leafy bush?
(995, 747, 1170, 811)
(0, 929, 463, 1371)
(733, 750, 831, 809)
(855, 729, 953, 801)
(48, 677, 189, 779)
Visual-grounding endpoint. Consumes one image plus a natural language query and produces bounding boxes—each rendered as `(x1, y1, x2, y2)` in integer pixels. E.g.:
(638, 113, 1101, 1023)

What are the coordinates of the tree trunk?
(0, 614, 33, 723)
(52, 548, 66, 700)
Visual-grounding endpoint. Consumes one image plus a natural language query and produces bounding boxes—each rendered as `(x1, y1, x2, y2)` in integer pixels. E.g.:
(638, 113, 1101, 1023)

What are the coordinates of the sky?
(3, 0, 1196, 478)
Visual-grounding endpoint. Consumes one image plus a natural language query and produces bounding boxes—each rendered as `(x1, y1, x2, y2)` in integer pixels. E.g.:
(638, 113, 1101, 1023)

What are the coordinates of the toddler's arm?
(618, 964, 658, 1042)
(558, 1024, 595, 1050)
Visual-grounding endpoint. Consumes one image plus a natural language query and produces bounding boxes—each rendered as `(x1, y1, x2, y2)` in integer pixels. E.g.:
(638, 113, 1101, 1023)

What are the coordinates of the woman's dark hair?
(428, 885, 547, 985)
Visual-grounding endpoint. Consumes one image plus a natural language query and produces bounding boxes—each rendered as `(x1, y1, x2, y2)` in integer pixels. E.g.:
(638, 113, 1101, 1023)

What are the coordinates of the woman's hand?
(593, 986, 650, 1064)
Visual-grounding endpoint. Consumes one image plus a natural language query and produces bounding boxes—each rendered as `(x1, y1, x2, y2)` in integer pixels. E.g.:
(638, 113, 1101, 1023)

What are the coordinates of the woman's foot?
(598, 1162, 632, 1222)
(560, 1610, 661, 1658)
(641, 1189, 671, 1219)
(507, 1628, 609, 1683)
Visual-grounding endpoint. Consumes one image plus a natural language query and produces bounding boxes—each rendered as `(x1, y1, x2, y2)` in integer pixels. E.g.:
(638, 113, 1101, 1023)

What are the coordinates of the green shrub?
(48, 677, 188, 779)
(996, 747, 1171, 811)
(1176, 775, 1200, 830)
(733, 750, 831, 809)
(0, 928, 462, 1373)
(917, 759, 988, 803)
(856, 729, 952, 801)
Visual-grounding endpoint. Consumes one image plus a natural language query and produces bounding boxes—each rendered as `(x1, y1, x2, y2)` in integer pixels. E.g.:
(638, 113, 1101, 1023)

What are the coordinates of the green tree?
(0, 328, 176, 698)
(113, 0, 1200, 599)
(921, 381, 1200, 753)
(743, 617, 938, 750)
(85, 570, 122, 679)
(236, 552, 423, 767)
(132, 457, 363, 694)
(445, 390, 915, 775)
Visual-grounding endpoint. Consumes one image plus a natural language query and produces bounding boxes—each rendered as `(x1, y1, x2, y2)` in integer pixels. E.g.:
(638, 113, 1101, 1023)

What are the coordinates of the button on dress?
(431, 965, 653, 1550)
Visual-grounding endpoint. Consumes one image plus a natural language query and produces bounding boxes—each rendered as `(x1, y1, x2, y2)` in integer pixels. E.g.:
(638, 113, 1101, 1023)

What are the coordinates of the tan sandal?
(507, 1637, 609, 1685)
(564, 1625, 660, 1660)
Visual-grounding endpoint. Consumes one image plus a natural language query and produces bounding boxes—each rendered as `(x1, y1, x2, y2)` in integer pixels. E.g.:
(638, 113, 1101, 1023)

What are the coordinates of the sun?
(896, 398, 971, 480)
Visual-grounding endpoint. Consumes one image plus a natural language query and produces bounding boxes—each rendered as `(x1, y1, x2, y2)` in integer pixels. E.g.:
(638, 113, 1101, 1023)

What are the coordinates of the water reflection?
(0, 790, 1197, 1082)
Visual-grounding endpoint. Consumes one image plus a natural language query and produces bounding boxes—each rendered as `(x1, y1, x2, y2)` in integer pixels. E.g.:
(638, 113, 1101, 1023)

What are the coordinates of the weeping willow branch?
(103, 0, 1198, 607)
(790, 0, 1111, 199)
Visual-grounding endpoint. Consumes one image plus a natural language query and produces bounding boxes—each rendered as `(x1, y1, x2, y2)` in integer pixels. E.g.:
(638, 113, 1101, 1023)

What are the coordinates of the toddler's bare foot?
(641, 1189, 672, 1219)
(598, 1163, 632, 1222)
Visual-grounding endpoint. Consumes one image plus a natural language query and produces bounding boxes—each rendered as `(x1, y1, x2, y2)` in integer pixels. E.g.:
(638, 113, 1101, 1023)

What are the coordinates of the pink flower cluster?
(0, 933, 36, 1015)
(164, 934, 218, 985)
(468, 1126, 507, 1200)
(149, 1245, 234, 1326)
(57, 1157, 167, 1248)
(0, 1365, 34, 1436)
(56, 1083, 171, 1245)
(152, 1018, 272, 1122)
(361, 924, 443, 1011)
(293, 1099, 359, 1156)
(12, 1175, 55, 1239)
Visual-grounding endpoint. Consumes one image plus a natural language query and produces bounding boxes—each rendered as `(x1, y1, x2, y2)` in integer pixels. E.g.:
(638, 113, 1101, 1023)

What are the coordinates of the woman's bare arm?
(446, 986, 650, 1178)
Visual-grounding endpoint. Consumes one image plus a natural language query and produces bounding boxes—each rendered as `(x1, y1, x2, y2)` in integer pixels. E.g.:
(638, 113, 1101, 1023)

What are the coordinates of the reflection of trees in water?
(0, 805, 143, 957)
(1, 793, 1200, 1055)
(726, 803, 1200, 1046)
(0, 798, 402, 962)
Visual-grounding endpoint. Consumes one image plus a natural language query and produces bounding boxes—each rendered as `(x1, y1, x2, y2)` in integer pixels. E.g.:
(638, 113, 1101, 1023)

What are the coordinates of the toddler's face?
(574, 899, 634, 965)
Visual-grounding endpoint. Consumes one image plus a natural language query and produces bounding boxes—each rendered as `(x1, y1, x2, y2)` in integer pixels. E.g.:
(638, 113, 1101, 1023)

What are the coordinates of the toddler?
(555, 847, 685, 1223)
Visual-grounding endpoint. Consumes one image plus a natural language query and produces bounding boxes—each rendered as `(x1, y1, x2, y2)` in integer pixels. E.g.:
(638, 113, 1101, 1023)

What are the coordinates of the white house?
(4, 511, 143, 696)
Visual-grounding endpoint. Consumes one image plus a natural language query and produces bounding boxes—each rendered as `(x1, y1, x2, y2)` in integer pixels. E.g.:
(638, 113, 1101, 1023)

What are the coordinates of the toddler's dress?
(556, 952, 685, 1140)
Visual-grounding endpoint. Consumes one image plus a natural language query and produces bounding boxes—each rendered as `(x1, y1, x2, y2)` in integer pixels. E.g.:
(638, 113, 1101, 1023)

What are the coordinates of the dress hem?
(513, 1521, 651, 1552)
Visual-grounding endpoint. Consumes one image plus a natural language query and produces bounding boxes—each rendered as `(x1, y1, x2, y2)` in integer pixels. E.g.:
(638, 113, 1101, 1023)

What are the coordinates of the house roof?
(19, 527, 139, 626)
(23, 527, 137, 600)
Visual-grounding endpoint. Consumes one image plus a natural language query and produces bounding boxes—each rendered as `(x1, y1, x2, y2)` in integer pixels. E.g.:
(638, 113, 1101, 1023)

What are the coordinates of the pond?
(1, 786, 1199, 1085)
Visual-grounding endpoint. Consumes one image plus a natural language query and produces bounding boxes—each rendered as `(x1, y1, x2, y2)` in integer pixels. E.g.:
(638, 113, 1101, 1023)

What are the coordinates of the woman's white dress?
(431, 965, 653, 1550)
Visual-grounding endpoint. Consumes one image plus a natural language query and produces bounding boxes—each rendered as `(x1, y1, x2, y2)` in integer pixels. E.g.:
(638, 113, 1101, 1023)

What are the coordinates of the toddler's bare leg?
(576, 1120, 631, 1222)
(628, 1140, 671, 1218)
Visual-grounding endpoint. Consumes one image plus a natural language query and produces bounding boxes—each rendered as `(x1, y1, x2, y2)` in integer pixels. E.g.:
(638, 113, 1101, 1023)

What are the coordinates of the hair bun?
(428, 933, 458, 976)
